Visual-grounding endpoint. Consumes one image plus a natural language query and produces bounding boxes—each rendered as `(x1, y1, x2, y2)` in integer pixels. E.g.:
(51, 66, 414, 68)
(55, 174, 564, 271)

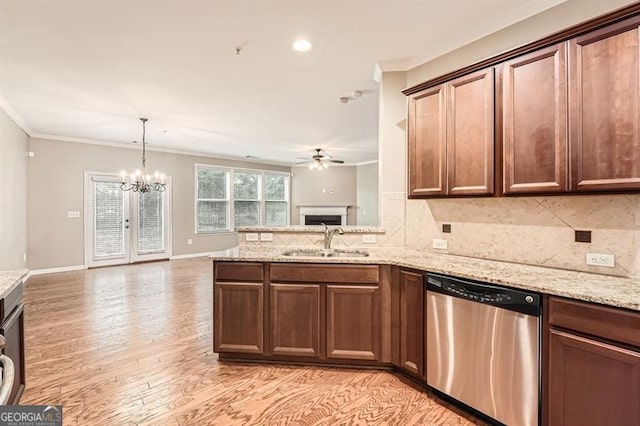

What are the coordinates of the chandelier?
(120, 118, 166, 193)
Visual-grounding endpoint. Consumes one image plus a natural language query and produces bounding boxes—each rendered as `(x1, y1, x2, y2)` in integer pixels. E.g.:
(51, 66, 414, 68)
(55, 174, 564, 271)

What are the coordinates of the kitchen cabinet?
(408, 84, 447, 197)
(270, 283, 321, 357)
(326, 285, 380, 361)
(547, 296, 640, 426)
(397, 270, 424, 378)
(0, 303, 25, 405)
(408, 68, 495, 198)
(502, 43, 568, 194)
(214, 282, 264, 354)
(569, 16, 640, 192)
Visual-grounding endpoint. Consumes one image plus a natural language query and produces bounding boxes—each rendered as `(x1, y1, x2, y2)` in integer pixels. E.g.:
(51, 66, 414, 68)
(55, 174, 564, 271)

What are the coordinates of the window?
(195, 165, 289, 232)
(196, 167, 229, 232)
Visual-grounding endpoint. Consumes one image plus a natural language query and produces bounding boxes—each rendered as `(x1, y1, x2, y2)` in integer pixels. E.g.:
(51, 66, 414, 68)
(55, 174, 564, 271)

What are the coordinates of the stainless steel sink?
(282, 249, 369, 258)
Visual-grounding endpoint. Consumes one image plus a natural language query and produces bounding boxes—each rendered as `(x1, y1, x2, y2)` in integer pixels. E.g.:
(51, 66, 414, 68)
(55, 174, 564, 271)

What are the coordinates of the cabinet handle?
(0, 354, 14, 405)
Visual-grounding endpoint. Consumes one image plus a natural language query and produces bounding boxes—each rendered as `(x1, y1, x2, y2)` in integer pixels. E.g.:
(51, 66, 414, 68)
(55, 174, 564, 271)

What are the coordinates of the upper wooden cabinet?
(569, 16, 640, 192)
(407, 68, 495, 198)
(408, 84, 447, 197)
(502, 43, 568, 194)
(447, 68, 495, 196)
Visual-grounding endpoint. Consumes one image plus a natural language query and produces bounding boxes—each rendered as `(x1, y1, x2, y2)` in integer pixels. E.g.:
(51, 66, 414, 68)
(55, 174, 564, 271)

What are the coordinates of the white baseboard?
(170, 252, 218, 260)
(30, 265, 87, 276)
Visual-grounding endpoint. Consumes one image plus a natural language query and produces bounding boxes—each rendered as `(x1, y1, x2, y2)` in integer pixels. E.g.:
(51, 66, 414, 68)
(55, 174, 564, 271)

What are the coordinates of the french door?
(85, 173, 171, 268)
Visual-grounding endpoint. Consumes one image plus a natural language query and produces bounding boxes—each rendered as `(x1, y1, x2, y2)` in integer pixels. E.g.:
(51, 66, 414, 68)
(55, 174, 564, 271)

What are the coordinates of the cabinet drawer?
(270, 264, 379, 284)
(215, 262, 263, 282)
(0, 281, 23, 323)
(549, 296, 640, 348)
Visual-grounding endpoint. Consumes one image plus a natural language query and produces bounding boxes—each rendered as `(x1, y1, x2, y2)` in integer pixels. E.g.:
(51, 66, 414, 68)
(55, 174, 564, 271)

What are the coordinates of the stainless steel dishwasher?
(426, 273, 541, 426)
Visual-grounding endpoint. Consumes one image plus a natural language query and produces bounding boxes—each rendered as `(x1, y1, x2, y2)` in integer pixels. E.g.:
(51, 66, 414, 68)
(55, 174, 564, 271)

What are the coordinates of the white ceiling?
(0, 0, 564, 164)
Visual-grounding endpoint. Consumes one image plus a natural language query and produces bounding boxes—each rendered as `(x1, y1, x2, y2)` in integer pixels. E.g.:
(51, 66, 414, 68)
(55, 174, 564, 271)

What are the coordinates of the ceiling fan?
(296, 148, 345, 170)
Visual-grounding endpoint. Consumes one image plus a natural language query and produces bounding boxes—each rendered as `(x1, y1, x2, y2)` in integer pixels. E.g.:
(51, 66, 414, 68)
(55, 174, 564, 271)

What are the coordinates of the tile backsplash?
(406, 194, 640, 278)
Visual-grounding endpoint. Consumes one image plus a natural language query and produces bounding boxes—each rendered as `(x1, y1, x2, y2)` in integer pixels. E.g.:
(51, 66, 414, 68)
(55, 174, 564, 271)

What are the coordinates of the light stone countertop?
(0, 269, 28, 300)
(235, 226, 385, 234)
(210, 246, 640, 312)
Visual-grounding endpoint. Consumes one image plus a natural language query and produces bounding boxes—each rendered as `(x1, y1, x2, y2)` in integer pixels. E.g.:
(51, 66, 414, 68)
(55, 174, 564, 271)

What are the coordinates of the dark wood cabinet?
(408, 84, 447, 197)
(270, 283, 321, 357)
(407, 68, 495, 198)
(397, 270, 424, 378)
(447, 68, 495, 196)
(502, 43, 568, 194)
(326, 285, 380, 361)
(547, 296, 640, 426)
(214, 282, 264, 354)
(548, 329, 640, 426)
(0, 303, 25, 405)
(569, 16, 640, 192)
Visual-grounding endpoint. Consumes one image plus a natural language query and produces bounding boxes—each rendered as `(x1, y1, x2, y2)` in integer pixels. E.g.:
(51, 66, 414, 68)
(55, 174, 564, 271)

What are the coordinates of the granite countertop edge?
(209, 247, 640, 312)
(0, 269, 29, 300)
(235, 226, 386, 234)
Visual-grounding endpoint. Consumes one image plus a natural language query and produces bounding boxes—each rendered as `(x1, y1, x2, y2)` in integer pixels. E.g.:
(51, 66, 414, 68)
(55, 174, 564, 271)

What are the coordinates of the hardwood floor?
(21, 258, 483, 425)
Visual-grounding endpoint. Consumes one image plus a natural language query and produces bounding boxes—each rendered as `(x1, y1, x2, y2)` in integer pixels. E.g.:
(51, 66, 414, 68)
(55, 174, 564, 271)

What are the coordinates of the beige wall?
(290, 166, 357, 225)
(27, 137, 289, 270)
(380, 0, 640, 278)
(0, 109, 29, 270)
(356, 162, 379, 226)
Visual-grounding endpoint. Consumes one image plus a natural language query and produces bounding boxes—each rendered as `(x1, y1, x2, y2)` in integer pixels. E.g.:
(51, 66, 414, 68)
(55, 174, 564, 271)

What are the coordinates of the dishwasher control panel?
(426, 273, 541, 316)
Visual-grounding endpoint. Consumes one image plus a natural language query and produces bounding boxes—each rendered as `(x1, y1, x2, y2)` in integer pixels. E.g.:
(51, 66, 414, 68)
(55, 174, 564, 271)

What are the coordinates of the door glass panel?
(138, 191, 164, 253)
(93, 181, 125, 258)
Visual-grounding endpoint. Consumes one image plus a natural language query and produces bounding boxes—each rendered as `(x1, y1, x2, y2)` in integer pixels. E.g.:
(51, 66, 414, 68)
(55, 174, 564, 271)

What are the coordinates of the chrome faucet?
(322, 223, 344, 249)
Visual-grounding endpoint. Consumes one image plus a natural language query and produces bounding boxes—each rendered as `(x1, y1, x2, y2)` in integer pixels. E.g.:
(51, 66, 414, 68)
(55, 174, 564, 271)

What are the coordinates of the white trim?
(31, 133, 293, 167)
(30, 265, 87, 276)
(0, 94, 32, 135)
(170, 252, 220, 260)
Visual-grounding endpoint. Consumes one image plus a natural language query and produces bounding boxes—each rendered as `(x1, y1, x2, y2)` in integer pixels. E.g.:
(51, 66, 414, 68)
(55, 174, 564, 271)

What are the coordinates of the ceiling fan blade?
(295, 160, 311, 165)
(328, 159, 344, 164)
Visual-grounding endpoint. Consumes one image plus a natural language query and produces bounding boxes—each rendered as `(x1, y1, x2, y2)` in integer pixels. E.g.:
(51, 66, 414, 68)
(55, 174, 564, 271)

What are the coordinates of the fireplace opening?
(305, 215, 342, 226)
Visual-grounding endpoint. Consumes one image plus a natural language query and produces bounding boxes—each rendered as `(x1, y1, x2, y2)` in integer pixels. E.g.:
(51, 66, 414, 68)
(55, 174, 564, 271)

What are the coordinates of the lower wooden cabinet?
(214, 282, 264, 354)
(397, 270, 424, 378)
(548, 329, 640, 426)
(0, 303, 25, 404)
(326, 285, 380, 361)
(270, 284, 321, 357)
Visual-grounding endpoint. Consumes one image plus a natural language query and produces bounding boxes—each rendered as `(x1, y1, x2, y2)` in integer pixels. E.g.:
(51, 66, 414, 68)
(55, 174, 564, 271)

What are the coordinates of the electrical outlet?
(362, 234, 376, 244)
(432, 238, 448, 250)
(23, 253, 26, 262)
(67, 211, 80, 218)
(245, 233, 259, 242)
(586, 253, 615, 268)
(260, 233, 274, 242)
(187, 239, 193, 245)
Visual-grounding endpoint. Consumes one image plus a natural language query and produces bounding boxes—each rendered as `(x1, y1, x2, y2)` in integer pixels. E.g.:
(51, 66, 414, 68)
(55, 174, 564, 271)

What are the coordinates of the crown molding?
(0, 94, 32, 135)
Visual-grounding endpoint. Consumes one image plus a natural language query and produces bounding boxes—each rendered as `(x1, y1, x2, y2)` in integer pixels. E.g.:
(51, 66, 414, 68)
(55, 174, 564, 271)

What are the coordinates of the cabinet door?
(502, 43, 568, 194)
(548, 329, 640, 426)
(214, 283, 264, 354)
(326, 285, 380, 361)
(270, 284, 321, 357)
(408, 84, 447, 197)
(0, 304, 25, 404)
(569, 17, 640, 192)
(399, 270, 424, 378)
(447, 68, 495, 195)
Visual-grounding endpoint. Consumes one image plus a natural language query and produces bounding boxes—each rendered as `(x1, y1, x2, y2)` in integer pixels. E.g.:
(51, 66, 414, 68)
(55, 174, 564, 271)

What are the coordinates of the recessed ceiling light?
(292, 39, 312, 52)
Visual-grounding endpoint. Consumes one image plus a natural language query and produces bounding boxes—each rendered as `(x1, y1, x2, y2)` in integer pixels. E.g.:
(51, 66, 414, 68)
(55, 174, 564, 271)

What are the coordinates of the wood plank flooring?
(21, 258, 483, 425)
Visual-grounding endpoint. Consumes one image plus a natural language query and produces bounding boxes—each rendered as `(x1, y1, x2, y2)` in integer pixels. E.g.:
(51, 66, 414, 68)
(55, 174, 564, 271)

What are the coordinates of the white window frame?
(195, 164, 290, 233)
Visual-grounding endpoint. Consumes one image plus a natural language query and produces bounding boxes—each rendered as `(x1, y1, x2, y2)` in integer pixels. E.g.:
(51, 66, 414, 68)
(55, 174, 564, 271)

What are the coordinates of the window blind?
(138, 191, 164, 253)
(93, 181, 125, 258)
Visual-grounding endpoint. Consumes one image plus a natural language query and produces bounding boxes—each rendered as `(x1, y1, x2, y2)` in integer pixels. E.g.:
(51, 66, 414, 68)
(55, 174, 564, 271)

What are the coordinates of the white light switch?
(362, 235, 376, 244)
(187, 239, 193, 245)
(67, 211, 80, 218)
(245, 233, 259, 242)
(260, 233, 274, 242)
(586, 253, 615, 268)
(432, 238, 448, 250)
